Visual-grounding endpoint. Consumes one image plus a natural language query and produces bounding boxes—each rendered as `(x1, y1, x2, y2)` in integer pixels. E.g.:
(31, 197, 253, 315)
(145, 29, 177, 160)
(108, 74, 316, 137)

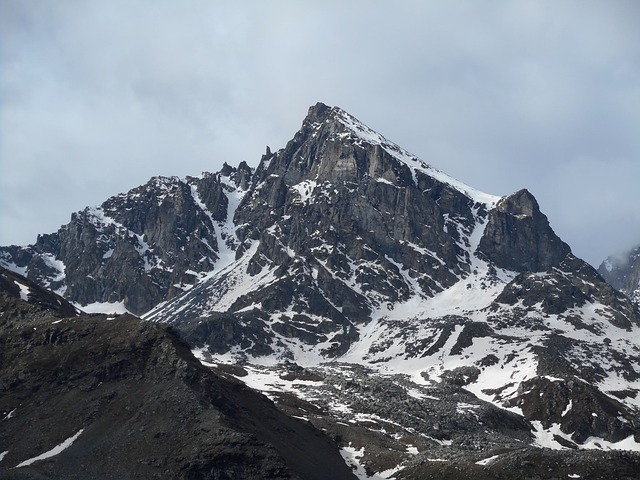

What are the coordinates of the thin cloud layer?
(1, 0, 639, 266)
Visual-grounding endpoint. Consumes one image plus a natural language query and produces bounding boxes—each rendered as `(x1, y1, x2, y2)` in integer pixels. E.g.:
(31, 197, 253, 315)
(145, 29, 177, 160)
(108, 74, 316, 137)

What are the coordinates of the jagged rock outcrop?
(0, 169, 249, 315)
(493, 254, 639, 327)
(236, 102, 480, 291)
(141, 105, 640, 463)
(599, 245, 640, 307)
(477, 189, 571, 272)
(148, 103, 503, 357)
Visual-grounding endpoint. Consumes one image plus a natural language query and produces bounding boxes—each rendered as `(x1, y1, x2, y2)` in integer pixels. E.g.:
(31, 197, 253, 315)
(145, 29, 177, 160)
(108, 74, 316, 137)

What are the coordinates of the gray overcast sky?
(1, 0, 639, 267)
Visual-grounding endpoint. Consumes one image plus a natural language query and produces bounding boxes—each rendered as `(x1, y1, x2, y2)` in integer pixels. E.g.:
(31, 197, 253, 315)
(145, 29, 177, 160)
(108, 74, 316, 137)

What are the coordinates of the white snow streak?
(3, 409, 17, 420)
(15, 429, 84, 467)
(14, 281, 30, 301)
(340, 446, 396, 479)
(475, 454, 502, 466)
(74, 301, 129, 315)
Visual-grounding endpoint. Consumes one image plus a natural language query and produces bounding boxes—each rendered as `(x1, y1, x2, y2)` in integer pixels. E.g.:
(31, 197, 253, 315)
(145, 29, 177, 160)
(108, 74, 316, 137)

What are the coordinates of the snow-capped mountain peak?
(2, 103, 640, 469)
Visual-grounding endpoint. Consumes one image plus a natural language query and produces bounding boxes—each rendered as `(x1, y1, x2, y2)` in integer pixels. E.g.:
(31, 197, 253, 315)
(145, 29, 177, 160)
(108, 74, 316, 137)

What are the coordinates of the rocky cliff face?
(0, 265, 80, 319)
(236, 103, 485, 297)
(144, 105, 640, 460)
(599, 245, 640, 307)
(147, 104, 560, 355)
(477, 189, 571, 271)
(0, 164, 251, 315)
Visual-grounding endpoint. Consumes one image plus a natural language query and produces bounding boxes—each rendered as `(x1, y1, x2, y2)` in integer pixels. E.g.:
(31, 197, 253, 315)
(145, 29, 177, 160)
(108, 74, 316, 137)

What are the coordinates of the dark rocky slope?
(395, 448, 640, 480)
(0, 267, 355, 480)
(0, 266, 80, 319)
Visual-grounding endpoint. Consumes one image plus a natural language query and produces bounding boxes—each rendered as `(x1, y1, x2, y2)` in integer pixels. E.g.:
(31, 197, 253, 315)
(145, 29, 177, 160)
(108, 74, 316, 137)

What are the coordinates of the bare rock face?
(493, 254, 639, 327)
(155, 103, 495, 356)
(0, 172, 244, 315)
(0, 266, 80, 319)
(477, 189, 571, 272)
(505, 376, 638, 445)
(235, 102, 478, 296)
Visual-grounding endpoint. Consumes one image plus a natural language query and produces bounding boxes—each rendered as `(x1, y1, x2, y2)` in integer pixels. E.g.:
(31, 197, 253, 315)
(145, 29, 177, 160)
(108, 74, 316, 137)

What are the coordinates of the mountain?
(0, 163, 251, 315)
(599, 245, 640, 307)
(0, 266, 356, 479)
(2, 103, 640, 478)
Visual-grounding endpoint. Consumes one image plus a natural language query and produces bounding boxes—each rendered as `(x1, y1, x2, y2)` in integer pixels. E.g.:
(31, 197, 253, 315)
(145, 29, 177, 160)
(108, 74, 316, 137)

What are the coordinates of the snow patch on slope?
(74, 301, 129, 315)
(340, 445, 396, 479)
(41, 253, 66, 285)
(217, 176, 247, 270)
(14, 281, 30, 301)
(0, 253, 28, 276)
(15, 429, 84, 468)
(291, 180, 318, 204)
(144, 241, 277, 322)
(530, 421, 640, 452)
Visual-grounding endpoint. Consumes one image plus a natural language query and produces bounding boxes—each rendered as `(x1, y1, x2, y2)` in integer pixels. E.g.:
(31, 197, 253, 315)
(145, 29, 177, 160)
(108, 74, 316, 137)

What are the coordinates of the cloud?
(1, 0, 639, 266)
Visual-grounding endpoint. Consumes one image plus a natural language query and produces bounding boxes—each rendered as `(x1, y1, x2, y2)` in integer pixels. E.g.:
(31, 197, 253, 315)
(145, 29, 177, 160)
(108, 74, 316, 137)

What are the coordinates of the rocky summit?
(2, 103, 640, 479)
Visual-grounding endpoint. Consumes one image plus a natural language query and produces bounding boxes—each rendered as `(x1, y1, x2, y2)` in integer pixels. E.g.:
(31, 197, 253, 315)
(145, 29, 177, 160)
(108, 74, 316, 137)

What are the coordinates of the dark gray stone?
(477, 189, 571, 272)
(0, 280, 356, 480)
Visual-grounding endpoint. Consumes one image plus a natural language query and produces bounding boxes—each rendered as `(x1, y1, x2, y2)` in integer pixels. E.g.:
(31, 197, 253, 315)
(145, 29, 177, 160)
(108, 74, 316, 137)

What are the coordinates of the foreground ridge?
(0, 266, 356, 479)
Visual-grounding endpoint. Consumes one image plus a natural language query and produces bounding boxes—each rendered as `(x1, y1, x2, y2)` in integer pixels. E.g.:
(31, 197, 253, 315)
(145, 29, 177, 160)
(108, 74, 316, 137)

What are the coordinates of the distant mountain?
(2, 103, 640, 478)
(599, 245, 640, 307)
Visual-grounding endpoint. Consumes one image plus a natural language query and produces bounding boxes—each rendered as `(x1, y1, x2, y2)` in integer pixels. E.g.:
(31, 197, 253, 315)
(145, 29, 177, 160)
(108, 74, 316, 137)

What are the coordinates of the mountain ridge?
(145, 104, 640, 457)
(0, 266, 357, 479)
(2, 102, 640, 478)
(0, 166, 253, 315)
